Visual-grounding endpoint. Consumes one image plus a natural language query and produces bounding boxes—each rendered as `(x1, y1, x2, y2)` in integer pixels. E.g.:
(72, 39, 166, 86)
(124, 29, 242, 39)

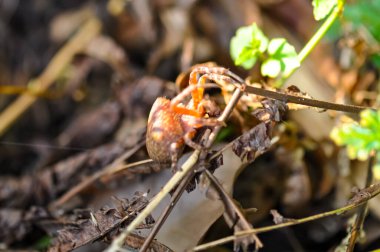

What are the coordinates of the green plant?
(331, 110, 380, 160)
(230, 24, 299, 79)
(229, 0, 344, 84)
(330, 109, 380, 178)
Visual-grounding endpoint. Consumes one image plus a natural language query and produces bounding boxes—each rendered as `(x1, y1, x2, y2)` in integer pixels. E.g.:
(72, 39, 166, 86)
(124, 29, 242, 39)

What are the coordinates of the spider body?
(146, 97, 185, 163)
(146, 65, 242, 167)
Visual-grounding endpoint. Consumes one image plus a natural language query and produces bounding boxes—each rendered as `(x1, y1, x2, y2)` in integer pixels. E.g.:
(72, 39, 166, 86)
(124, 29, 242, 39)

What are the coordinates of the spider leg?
(170, 82, 228, 119)
(183, 130, 202, 150)
(170, 140, 183, 172)
(196, 73, 240, 105)
(189, 67, 244, 109)
(171, 84, 205, 118)
(190, 66, 244, 85)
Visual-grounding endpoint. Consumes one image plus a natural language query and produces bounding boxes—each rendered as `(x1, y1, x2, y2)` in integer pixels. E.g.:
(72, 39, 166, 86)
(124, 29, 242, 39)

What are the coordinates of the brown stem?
(193, 182, 380, 251)
(139, 171, 194, 252)
(204, 170, 262, 249)
(244, 84, 370, 114)
(346, 151, 376, 252)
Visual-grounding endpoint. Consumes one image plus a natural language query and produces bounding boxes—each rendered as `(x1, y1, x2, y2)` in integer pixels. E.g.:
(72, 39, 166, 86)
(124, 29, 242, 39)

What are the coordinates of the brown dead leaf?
(48, 192, 152, 251)
(232, 122, 272, 162)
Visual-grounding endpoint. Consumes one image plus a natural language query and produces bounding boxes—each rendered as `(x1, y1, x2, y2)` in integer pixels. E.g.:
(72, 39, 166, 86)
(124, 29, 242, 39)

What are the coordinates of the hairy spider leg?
(170, 84, 205, 118)
(196, 72, 241, 106)
(189, 66, 244, 109)
(170, 83, 222, 127)
(171, 83, 226, 132)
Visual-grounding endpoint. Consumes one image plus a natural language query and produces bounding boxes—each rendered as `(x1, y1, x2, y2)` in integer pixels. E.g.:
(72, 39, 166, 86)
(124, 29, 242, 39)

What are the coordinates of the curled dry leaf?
(252, 99, 288, 122)
(233, 98, 287, 161)
(232, 122, 272, 162)
(48, 192, 153, 252)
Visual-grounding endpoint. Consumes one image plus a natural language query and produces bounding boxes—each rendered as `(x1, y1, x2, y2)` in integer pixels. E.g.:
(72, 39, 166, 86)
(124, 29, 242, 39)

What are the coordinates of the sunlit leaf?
(312, 0, 338, 21)
(230, 23, 268, 70)
(330, 109, 380, 160)
(261, 38, 300, 78)
(261, 59, 281, 78)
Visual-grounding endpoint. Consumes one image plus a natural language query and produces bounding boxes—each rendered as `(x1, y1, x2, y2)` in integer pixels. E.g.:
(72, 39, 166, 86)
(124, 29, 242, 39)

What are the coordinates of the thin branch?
(244, 84, 369, 114)
(193, 182, 380, 251)
(0, 17, 102, 137)
(139, 171, 194, 252)
(204, 169, 262, 249)
(346, 151, 376, 252)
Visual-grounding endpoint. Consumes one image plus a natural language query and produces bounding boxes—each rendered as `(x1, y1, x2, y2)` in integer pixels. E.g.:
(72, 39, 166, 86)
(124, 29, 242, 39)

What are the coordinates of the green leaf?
(312, 0, 338, 21)
(230, 23, 268, 70)
(261, 38, 300, 78)
(330, 109, 380, 160)
(261, 59, 281, 78)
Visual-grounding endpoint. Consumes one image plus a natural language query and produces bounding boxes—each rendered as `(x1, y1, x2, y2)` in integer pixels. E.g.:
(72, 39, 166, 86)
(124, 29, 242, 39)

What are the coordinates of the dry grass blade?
(204, 169, 263, 250)
(346, 151, 376, 252)
(0, 17, 102, 137)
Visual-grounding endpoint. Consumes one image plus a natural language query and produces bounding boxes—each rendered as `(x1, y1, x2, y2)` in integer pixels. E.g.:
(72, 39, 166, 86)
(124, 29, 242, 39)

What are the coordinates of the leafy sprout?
(230, 23, 268, 70)
(261, 38, 300, 78)
(230, 23, 299, 79)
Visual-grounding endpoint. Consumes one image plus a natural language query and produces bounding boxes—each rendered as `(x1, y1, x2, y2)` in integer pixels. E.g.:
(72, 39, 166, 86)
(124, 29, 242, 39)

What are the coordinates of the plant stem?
(139, 171, 194, 252)
(346, 151, 376, 252)
(281, 0, 345, 81)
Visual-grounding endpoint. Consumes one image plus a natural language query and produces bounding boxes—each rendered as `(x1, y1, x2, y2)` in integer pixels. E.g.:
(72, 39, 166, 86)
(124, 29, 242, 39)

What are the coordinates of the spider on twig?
(146, 65, 243, 170)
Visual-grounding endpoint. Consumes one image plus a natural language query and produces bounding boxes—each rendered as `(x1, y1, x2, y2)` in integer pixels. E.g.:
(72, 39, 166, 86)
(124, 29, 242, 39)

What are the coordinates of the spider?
(146, 65, 243, 169)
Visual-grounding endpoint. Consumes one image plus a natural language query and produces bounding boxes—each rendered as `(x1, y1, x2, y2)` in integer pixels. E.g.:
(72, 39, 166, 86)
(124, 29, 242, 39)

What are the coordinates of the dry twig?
(193, 182, 380, 251)
(346, 151, 376, 252)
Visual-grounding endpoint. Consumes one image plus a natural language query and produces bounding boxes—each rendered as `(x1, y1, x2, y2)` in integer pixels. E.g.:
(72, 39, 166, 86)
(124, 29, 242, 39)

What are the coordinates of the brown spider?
(146, 65, 242, 169)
